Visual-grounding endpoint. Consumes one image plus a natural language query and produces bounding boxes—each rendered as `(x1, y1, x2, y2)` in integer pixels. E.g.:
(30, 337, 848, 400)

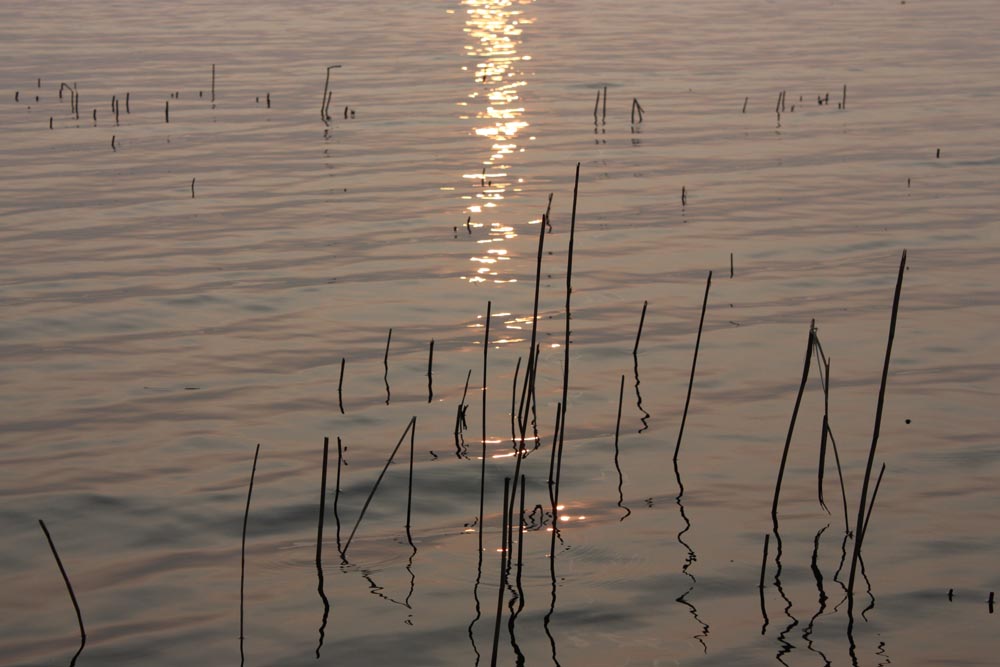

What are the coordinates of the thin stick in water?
(342, 417, 416, 556)
(613, 375, 630, 520)
(316, 437, 329, 563)
(551, 163, 581, 534)
(38, 519, 86, 663)
(759, 532, 770, 635)
(383, 328, 392, 405)
(673, 271, 712, 462)
(770, 321, 815, 526)
(427, 339, 434, 403)
(478, 301, 492, 555)
(490, 477, 511, 667)
(847, 250, 906, 620)
(338, 358, 345, 414)
(633, 300, 648, 356)
(240, 444, 261, 647)
(405, 418, 417, 548)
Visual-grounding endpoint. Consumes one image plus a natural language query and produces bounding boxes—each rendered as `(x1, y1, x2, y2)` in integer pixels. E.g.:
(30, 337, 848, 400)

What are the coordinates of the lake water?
(1, 0, 998, 665)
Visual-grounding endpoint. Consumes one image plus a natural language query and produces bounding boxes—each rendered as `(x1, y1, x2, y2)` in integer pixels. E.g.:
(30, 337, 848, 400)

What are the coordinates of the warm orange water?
(1, 0, 998, 665)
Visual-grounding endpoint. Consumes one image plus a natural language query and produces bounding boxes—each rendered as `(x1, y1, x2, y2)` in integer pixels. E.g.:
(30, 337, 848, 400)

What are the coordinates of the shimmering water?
(1, 0, 998, 665)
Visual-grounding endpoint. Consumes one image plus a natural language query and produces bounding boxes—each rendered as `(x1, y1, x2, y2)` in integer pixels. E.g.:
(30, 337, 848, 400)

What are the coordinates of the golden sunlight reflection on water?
(457, 0, 533, 288)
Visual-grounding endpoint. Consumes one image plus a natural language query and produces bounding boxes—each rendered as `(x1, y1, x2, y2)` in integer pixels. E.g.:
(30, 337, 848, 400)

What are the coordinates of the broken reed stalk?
(593, 91, 600, 122)
(633, 300, 648, 356)
(316, 437, 330, 563)
(405, 418, 417, 548)
(342, 417, 416, 556)
(859, 463, 886, 544)
(383, 328, 392, 405)
(841, 84, 847, 110)
(427, 339, 435, 403)
(191, 178, 196, 198)
(770, 320, 815, 527)
(547, 401, 562, 508)
(601, 86, 607, 124)
(490, 477, 511, 667)
(479, 301, 492, 556)
(730, 253, 734, 278)
(817, 350, 831, 514)
(759, 532, 770, 634)
(320, 65, 341, 122)
(38, 519, 87, 656)
(338, 358, 345, 414)
(847, 250, 907, 617)
(334, 437, 344, 553)
(240, 444, 261, 643)
(550, 163, 581, 544)
(613, 374, 629, 519)
(516, 194, 552, 438)
(165, 100, 169, 123)
(125, 92, 130, 114)
(673, 271, 712, 462)
(742, 96, 748, 113)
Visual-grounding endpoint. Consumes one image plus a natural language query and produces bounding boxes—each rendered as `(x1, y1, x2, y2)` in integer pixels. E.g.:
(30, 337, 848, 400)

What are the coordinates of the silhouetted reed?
(321, 65, 341, 122)
(338, 358, 345, 414)
(770, 320, 815, 527)
(633, 300, 647, 356)
(342, 417, 416, 557)
(427, 339, 434, 403)
(759, 533, 770, 634)
(490, 477, 511, 667)
(165, 100, 169, 123)
(240, 443, 261, 662)
(334, 437, 344, 555)
(383, 328, 392, 405)
(613, 375, 630, 520)
(742, 96, 748, 113)
(847, 250, 906, 622)
(674, 271, 712, 462)
(550, 163, 581, 549)
(479, 301, 492, 556)
(630, 97, 644, 124)
(38, 519, 86, 666)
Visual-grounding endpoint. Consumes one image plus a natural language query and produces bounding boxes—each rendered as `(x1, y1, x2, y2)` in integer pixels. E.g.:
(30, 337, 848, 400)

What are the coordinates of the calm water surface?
(1, 1, 998, 665)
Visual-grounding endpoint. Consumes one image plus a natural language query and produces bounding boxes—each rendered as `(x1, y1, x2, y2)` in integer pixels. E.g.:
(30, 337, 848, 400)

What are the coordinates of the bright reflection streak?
(455, 0, 535, 301)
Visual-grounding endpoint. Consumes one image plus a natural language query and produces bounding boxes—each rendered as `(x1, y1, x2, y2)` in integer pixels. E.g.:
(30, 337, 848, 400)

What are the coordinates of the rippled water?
(2, 0, 998, 665)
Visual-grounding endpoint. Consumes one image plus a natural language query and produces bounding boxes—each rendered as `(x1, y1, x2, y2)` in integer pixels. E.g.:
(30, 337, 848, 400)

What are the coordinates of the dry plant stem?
(759, 532, 770, 634)
(334, 437, 343, 554)
(338, 358, 345, 414)
(490, 478, 511, 667)
(211, 64, 215, 102)
(427, 339, 434, 403)
(633, 301, 648, 356)
(479, 301, 492, 555)
(342, 417, 416, 556)
(550, 163, 581, 546)
(405, 419, 417, 548)
(547, 401, 562, 508)
(240, 444, 261, 642)
(38, 519, 86, 654)
(770, 321, 815, 526)
(517, 195, 551, 437)
(316, 437, 329, 563)
(859, 463, 886, 544)
(847, 250, 906, 620)
(673, 272, 712, 462)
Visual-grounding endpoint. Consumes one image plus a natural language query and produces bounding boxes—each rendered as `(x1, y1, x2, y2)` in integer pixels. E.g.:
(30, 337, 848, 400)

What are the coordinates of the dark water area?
(1, 0, 998, 665)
